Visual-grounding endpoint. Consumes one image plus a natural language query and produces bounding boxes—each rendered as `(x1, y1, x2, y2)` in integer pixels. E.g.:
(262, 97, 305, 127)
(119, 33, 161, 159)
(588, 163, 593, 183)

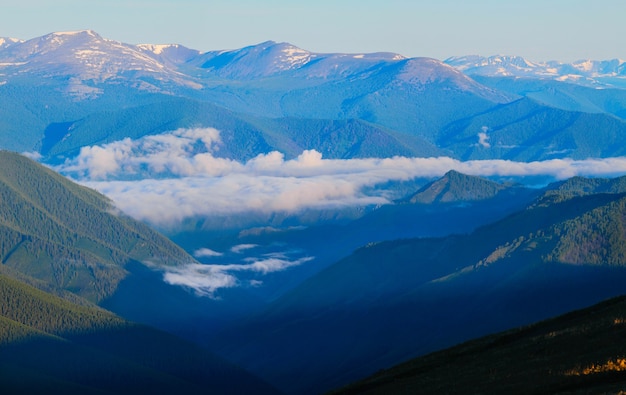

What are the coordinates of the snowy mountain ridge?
(1, 30, 626, 167)
(0, 30, 202, 97)
(0, 37, 23, 50)
(445, 55, 626, 87)
(2, 30, 625, 94)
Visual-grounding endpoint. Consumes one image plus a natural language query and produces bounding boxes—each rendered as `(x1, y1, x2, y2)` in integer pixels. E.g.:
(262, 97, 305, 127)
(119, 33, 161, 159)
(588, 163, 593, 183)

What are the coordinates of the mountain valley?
(2, 30, 626, 394)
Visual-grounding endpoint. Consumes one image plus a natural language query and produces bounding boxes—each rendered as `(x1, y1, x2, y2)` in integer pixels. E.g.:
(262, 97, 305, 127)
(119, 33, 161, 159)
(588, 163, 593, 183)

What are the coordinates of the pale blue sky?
(3, 0, 625, 62)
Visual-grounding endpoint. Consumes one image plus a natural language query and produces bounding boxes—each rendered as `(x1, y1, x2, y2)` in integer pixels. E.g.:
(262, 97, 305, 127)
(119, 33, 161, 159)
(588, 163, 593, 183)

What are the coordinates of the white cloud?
(22, 151, 43, 160)
(193, 248, 223, 258)
(162, 255, 313, 297)
(59, 127, 237, 179)
(56, 127, 626, 228)
(231, 244, 259, 254)
(478, 132, 491, 148)
(162, 264, 237, 297)
(237, 256, 314, 274)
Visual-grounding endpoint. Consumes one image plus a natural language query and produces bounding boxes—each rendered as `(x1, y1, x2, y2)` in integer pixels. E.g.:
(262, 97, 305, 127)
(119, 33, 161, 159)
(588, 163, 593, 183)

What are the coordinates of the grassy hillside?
(0, 150, 195, 302)
(0, 273, 279, 395)
(331, 295, 626, 394)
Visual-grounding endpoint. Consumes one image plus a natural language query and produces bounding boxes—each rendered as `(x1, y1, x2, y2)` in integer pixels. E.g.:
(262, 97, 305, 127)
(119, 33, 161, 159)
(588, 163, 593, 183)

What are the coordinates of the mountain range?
(3, 30, 626, 394)
(445, 55, 626, 87)
(2, 30, 626, 164)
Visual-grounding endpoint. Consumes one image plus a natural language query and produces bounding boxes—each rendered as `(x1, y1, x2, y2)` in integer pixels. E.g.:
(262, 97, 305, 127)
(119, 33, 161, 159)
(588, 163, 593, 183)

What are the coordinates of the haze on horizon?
(2, 0, 625, 63)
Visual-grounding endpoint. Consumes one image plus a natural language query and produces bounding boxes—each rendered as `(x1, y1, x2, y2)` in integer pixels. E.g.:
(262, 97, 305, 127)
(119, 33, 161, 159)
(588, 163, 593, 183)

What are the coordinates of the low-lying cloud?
(193, 248, 224, 258)
(162, 256, 314, 297)
(231, 244, 259, 254)
(56, 127, 626, 228)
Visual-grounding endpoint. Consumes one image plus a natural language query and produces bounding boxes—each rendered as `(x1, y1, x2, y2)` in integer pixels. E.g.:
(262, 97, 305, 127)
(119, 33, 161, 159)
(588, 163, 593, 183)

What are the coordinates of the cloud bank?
(57, 127, 626, 227)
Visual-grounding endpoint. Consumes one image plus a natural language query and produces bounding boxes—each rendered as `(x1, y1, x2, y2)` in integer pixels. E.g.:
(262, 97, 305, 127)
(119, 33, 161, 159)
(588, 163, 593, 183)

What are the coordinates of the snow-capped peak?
(445, 55, 541, 76)
(276, 43, 312, 69)
(0, 30, 204, 97)
(445, 55, 626, 87)
(137, 43, 200, 65)
(51, 29, 99, 37)
(0, 37, 23, 50)
(195, 41, 315, 78)
(138, 43, 184, 55)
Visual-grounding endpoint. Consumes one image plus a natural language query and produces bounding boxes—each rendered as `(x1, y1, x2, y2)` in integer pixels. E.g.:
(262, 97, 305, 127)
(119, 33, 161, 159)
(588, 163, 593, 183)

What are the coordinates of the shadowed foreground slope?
(0, 273, 279, 395)
(332, 295, 626, 394)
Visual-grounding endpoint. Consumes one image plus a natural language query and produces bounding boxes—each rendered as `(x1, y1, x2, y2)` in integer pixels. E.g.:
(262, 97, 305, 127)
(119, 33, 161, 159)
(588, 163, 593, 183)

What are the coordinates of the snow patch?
(138, 43, 176, 55)
(278, 46, 311, 69)
(52, 30, 97, 37)
(0, 37, 22, 47)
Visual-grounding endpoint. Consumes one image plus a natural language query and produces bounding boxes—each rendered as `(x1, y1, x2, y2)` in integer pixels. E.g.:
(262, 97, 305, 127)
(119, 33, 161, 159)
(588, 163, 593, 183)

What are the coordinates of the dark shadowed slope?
(0, 273, 280, 395)
(331, 295, 626, 395)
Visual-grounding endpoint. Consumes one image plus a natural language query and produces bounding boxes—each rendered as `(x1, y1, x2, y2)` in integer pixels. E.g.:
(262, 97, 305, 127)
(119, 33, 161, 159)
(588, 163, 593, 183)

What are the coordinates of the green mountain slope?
(0, 150, 195, 302)
(407, 170, 518, 203)
(332, 295, 626, 394)
(0, 273, 279, 395)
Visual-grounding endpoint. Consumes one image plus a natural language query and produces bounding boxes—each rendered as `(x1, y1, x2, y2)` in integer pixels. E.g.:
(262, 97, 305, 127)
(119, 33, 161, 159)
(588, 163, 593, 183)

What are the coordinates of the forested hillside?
(0, 150, 195, 302)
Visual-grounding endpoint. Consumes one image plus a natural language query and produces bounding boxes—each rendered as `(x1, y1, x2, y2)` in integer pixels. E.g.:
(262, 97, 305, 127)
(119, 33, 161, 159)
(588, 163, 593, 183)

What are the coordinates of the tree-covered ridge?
(0, 151, 196, 301)
(0, 315, 61, 346)
(0, 273, 124, 337)
(549, 175, 626, 194)
(407, 170, 515, 204)
(546, 194, 626, 266)
(534, 175, 626, 206)
(0, 273, 279, 395)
